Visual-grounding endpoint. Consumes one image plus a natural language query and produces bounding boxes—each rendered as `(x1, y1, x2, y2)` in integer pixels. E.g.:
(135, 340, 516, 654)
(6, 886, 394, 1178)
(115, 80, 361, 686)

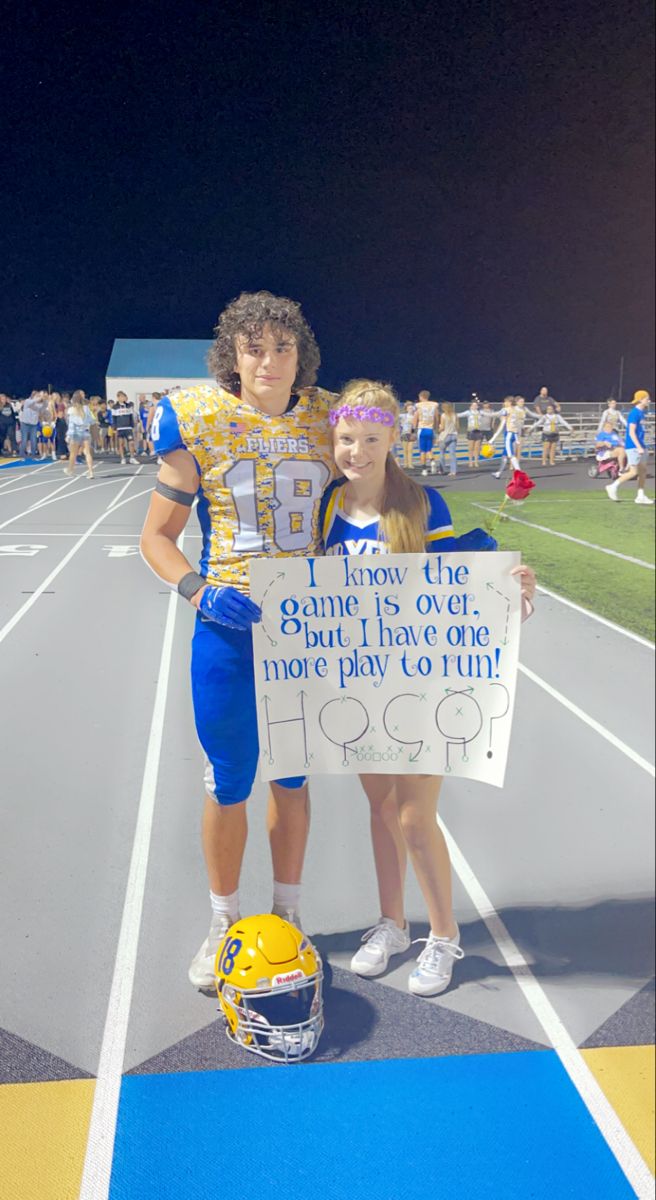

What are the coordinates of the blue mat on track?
(110, 1050, 636, 1199)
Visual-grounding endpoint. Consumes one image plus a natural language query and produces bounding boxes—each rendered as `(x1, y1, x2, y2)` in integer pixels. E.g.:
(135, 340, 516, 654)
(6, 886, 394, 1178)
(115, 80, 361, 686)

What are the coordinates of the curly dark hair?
(207, 290, 321, 392)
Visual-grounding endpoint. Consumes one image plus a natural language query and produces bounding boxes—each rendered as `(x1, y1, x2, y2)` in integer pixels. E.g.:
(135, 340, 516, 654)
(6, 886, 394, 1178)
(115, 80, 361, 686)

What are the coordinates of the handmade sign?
(250, 551, 522, 787)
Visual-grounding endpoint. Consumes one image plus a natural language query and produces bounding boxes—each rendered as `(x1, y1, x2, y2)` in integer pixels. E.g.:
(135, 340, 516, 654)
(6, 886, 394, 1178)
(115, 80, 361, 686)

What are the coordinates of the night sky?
(3, 0, 654, 402)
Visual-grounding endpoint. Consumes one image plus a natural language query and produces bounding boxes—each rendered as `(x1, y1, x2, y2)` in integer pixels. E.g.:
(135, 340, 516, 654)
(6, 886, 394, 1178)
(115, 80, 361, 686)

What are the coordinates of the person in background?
(415, 390, 439, 476)
(399, 400, 417, 470)
(320, 380, 535, 995)
(20, 390, 48, 460)
(514, 395, 540, 460)
(0, 394, 19, 456)
(458, 398, 484, 468)
(53, 396, 69, 460)
(137, 395, 152, 456)
(111, 391, 139, 465)
(489, 396, 528, 479)
(438, 401, 458, 476)
(533, 386, 560, 414)
(88, 397, 103, 454)
(597, 398, 626, 437)
(606, 391, 653, 505)
(38, 393, 56, 460)
(595, 422, 628, 472)
(64, 389, 95, 477)
(533, 403, 573, 466)
(96, 399, 111, 452)
(145, 393, 161, 458)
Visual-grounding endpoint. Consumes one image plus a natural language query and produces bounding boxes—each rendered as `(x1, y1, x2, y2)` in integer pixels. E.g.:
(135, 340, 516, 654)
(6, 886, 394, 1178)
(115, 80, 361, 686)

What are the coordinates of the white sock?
(637, 489, 645, 498)
(209, 889, 240, 921)
(273, 880, 301, 912)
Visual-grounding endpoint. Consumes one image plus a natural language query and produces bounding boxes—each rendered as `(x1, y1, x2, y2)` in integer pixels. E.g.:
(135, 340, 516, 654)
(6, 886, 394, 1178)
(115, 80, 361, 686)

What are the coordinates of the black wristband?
(177, 571, 206, 601)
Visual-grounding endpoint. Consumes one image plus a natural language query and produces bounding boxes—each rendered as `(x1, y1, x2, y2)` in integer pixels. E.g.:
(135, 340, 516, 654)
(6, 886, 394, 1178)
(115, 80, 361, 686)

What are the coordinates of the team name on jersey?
(245, 435, 310, 455)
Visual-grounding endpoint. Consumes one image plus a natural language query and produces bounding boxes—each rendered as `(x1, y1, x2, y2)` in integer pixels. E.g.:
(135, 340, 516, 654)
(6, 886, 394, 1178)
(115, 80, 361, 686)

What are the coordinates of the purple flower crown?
(329, 404, 396, 426)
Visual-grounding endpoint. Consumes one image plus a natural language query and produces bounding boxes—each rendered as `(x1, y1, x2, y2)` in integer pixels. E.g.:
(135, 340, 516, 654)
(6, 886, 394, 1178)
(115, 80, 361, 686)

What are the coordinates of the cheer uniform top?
(534, 413, 572, 440)
(319, 478, 456, 555)
(460, 408, 482, 436)
(597, 408, 626, 433)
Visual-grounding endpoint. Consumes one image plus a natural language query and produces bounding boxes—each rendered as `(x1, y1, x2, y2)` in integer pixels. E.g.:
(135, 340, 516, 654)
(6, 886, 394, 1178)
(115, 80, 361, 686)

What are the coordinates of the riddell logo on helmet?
(273, 969, 304, 987)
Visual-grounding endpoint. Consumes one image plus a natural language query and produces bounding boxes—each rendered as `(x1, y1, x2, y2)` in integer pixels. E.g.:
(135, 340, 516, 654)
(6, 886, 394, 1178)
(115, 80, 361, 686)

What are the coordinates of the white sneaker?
(408, 927, 464, 996)
(606, 482, 619, 501)
(129, 456, 139, 464)
(492, 471, 502, 479)
(63, 466, 73, 475)
(350, 918, 411, 977)
(271, 904, 302, 930)
(635, 494, 654, 505)
(421, 469, 428, 477)
(188, 912, 238, 989)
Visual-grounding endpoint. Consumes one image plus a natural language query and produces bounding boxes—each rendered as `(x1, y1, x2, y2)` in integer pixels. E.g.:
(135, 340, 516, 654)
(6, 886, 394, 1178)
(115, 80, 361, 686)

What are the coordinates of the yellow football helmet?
(215, 914, 324, 1063)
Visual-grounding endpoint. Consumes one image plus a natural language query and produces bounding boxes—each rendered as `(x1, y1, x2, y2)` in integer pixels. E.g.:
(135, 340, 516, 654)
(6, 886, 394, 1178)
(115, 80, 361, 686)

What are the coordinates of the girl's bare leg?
(396, 775, 456, 937)
(359, 774, 407, 927)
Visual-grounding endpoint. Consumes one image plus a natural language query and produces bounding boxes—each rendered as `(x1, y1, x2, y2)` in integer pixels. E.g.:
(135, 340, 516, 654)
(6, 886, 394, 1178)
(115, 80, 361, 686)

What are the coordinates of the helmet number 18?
(218, 937, 242, 976)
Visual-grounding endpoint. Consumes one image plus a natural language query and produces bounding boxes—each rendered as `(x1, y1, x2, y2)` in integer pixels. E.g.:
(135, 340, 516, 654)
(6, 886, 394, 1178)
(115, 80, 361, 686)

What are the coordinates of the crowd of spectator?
(0, 390, 160, 465)
(0, 387, 649, 484)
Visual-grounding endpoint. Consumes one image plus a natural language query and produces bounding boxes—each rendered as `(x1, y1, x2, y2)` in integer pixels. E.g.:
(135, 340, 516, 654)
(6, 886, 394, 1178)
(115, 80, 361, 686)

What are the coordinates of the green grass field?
(447, 490, 655, 642)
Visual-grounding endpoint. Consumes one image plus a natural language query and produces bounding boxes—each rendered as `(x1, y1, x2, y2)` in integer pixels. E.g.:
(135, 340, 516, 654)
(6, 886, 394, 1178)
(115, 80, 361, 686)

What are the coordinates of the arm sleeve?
(152, 395, 185, 455)
(424, 487, 457, 551)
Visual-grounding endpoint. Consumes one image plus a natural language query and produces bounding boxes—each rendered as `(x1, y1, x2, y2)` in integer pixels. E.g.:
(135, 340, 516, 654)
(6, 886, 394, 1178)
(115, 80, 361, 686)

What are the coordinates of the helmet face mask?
(215, 915, 324, 1063)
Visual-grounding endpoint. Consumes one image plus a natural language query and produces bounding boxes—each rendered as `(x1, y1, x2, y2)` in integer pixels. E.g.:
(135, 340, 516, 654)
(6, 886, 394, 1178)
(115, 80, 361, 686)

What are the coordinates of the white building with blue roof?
(105, 338, 214, 406)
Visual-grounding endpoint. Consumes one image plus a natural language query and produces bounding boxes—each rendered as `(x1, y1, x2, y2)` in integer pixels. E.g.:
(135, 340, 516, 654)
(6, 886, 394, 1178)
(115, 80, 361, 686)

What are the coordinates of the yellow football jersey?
(153, 384, 334, 591)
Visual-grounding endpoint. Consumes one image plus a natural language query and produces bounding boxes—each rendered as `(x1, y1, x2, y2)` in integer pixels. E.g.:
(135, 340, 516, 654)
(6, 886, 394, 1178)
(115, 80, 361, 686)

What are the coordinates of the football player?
(140, 291, 334, 988)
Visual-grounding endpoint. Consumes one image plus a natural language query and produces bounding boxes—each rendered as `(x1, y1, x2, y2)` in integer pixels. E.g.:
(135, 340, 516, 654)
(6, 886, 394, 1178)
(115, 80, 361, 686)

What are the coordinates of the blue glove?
(198, 585, 261, 631)
(453, 527, 498, 552)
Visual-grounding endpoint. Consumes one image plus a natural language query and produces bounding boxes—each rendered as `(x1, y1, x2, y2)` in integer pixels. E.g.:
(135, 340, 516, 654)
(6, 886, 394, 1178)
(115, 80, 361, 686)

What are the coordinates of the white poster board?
(250, 551, 521, 788)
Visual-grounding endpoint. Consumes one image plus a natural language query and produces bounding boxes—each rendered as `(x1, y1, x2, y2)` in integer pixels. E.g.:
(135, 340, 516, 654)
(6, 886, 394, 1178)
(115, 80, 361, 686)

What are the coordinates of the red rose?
(506, 469, 536, 501)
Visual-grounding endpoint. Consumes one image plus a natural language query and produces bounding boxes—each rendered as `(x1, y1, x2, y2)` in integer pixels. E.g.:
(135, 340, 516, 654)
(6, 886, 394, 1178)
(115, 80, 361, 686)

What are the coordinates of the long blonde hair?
(70, 389, 86, 418)
(330, 380, 429, 554)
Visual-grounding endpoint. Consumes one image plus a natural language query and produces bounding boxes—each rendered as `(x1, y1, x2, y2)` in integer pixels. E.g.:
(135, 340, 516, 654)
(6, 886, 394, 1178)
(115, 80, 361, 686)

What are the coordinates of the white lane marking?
(0, 531, 203, 538)
(0, 473, 93, 530)
(518, 662, 655, 777)
(106, 486, 154, 513)
(0, 471, 29, 489)
(442, 822, 655, 1200)
(0, 464, 122, 497)
(78, 542, 182, 1200)
(0, 478, 125, 531)
(536, 584, 655, 650)
(472, 503, 655, 570)
(0, 473, 141, 647)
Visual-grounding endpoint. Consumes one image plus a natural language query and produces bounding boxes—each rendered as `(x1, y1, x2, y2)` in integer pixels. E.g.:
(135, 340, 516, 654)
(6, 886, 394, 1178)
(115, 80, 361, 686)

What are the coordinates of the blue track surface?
(110, 1052, 637, 1200)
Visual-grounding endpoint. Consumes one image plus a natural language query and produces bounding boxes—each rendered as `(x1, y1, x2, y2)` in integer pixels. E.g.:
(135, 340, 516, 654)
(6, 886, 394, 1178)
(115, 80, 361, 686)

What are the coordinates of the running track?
(0, 457, 653, 1199)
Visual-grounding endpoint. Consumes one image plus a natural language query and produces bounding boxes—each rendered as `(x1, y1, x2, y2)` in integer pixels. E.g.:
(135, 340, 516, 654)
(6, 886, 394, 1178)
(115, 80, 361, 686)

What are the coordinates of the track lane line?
(472, 503, 655, 570)
(0, 472, 141, 531)
(536, 584, 655, 649)
(0, 471, 143, 647)
(518, 662, 655, 777)
(78, 539, 183, 1200)
(443, 822, 655, 1200)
